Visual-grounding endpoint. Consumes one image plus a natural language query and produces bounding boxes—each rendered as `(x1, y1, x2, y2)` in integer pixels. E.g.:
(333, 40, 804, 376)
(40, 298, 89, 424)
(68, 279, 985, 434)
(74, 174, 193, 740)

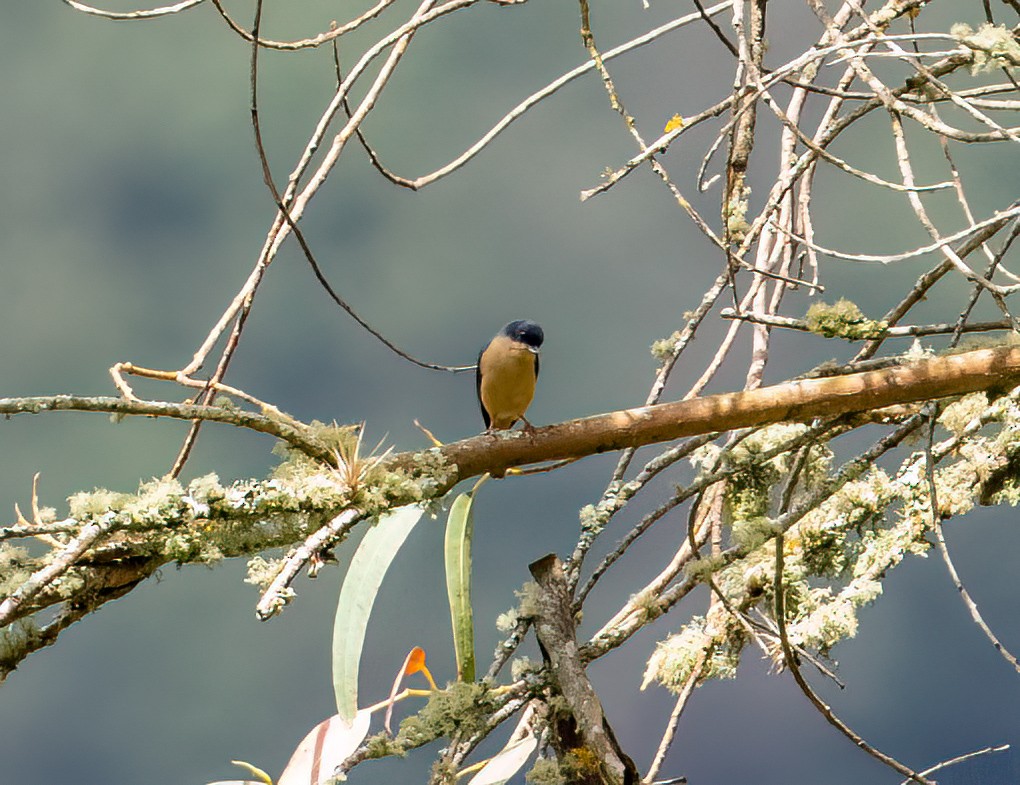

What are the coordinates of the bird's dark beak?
(527, 346, 540, 355)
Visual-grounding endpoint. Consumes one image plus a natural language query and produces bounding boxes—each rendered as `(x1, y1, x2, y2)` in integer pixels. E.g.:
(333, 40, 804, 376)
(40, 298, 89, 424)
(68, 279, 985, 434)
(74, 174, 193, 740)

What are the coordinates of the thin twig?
(642, 648, 708, 784)
(208, 0, 400, 51)
(331, 27, 416, 189)
(255, 509, 365, 620)
(771, 204, 1020, 266)
(0, 395, 333, 462)
(412, 1, 733, 189)
(773, 523, 934, 783)
(177, 0, 479, 385)
(901, 744, 1010, 784)
(246, 0, 471, 374)
(0, 516, 118, 626)
(721, 307, 1015, 338)
(62, 0, 202, 20)
(923, 415, 1020, 675)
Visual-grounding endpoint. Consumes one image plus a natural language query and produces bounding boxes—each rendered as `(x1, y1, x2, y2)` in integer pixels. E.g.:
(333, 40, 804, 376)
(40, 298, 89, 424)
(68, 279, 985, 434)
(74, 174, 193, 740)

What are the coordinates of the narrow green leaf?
(332, 504, 425, 722)
(444, 491, 476, 682)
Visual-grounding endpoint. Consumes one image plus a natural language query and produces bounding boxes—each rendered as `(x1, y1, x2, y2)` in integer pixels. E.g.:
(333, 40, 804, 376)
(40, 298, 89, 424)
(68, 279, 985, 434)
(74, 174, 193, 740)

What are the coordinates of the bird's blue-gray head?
(502, 320, 544, 350)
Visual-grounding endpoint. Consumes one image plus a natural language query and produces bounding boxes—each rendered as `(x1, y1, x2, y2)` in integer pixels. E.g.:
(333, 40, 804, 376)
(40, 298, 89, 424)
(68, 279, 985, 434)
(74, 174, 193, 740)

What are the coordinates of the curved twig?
(61, 0, 202, 20)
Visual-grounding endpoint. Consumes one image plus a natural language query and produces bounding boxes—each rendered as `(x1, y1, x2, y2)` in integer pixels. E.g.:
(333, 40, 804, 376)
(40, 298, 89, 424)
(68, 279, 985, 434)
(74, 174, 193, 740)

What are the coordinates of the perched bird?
(476, 319, 544, 431)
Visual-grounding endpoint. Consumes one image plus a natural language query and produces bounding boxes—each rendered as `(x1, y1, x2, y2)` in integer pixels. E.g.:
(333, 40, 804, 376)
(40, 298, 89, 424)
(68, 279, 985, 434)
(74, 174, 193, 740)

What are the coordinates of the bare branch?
(0, 395, 334, 463)
(722, 308, 1015, 338)
(417, 345, 1020, 481)
(255, 509, 365, 620)
(530, 554, 639, 785)
(208, 0, 400, 50)
(62, 0, 202, 20)
(771, 204, 1020, 266)
(642, 648, 707, 784)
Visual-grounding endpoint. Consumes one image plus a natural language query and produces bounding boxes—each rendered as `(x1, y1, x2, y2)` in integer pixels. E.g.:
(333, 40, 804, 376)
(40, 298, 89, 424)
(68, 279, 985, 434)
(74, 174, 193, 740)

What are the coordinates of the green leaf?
(332, 504, 425, 722)
(445, 491, 477, 682)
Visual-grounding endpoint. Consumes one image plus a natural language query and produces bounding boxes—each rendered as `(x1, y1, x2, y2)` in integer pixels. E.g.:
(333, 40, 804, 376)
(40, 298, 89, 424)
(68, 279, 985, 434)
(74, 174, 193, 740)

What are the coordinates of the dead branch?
(529, 554, 639, 785)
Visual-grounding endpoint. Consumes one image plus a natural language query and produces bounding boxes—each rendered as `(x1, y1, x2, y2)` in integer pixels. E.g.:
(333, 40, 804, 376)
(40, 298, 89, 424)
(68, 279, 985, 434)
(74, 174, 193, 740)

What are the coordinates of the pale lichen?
(0, 544, 35, 597)
(715, 423, 832, 530)
(526, 757, 566, 785)
(396, 682, 496, 746)
(245, 555, 284, 591)
(515, 582, 543, 621)
(805, 299, 887, 340)
(654, 391, 1020, 685)
(510, 656, 537, 682)
(642, 610, 743, 692)
(650, 331, 683, 363)
(577, 504, 600, 534)
(495, 608, 519, 633)
(724, 180, 751, 243)
(939, 393, 989, 437)
(125, 478, 186, 527)
(951, 22, 1020, 73)
(67, 488, 132, 519)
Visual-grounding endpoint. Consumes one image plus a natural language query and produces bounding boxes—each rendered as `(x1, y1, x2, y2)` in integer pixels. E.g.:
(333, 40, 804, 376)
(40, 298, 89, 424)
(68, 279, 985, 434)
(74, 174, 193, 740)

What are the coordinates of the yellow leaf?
(229, 760, 274, 785)
(664, 113, 684, 133)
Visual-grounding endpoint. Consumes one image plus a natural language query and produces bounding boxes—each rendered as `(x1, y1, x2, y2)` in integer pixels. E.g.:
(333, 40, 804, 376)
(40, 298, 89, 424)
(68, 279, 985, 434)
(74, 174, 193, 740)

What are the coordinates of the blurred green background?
(1, 2, 1019, 784)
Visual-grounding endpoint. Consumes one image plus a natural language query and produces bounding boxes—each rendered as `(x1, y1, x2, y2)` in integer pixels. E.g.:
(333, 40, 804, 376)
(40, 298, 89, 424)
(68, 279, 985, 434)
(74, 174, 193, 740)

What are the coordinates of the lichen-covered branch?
(5, 342, 1020, 681)
(529, 554, 638, 785)
(0, 432, 445, 680)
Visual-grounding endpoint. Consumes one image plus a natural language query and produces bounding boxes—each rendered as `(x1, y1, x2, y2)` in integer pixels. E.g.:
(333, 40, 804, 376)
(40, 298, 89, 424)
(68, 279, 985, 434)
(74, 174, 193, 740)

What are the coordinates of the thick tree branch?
(530, 554, 639, 785)
(8, 345, 1020, 491)
(412, 344, 1020, 483)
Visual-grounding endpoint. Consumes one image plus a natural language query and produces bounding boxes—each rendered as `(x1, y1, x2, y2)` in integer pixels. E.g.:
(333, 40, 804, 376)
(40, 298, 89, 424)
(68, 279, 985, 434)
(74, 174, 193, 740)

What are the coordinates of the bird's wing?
(475, 346, 490, 429)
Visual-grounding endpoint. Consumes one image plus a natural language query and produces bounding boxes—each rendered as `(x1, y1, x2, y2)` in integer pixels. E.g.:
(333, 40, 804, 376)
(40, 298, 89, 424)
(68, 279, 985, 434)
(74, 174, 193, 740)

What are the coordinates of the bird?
(476, 319, 544, 431)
